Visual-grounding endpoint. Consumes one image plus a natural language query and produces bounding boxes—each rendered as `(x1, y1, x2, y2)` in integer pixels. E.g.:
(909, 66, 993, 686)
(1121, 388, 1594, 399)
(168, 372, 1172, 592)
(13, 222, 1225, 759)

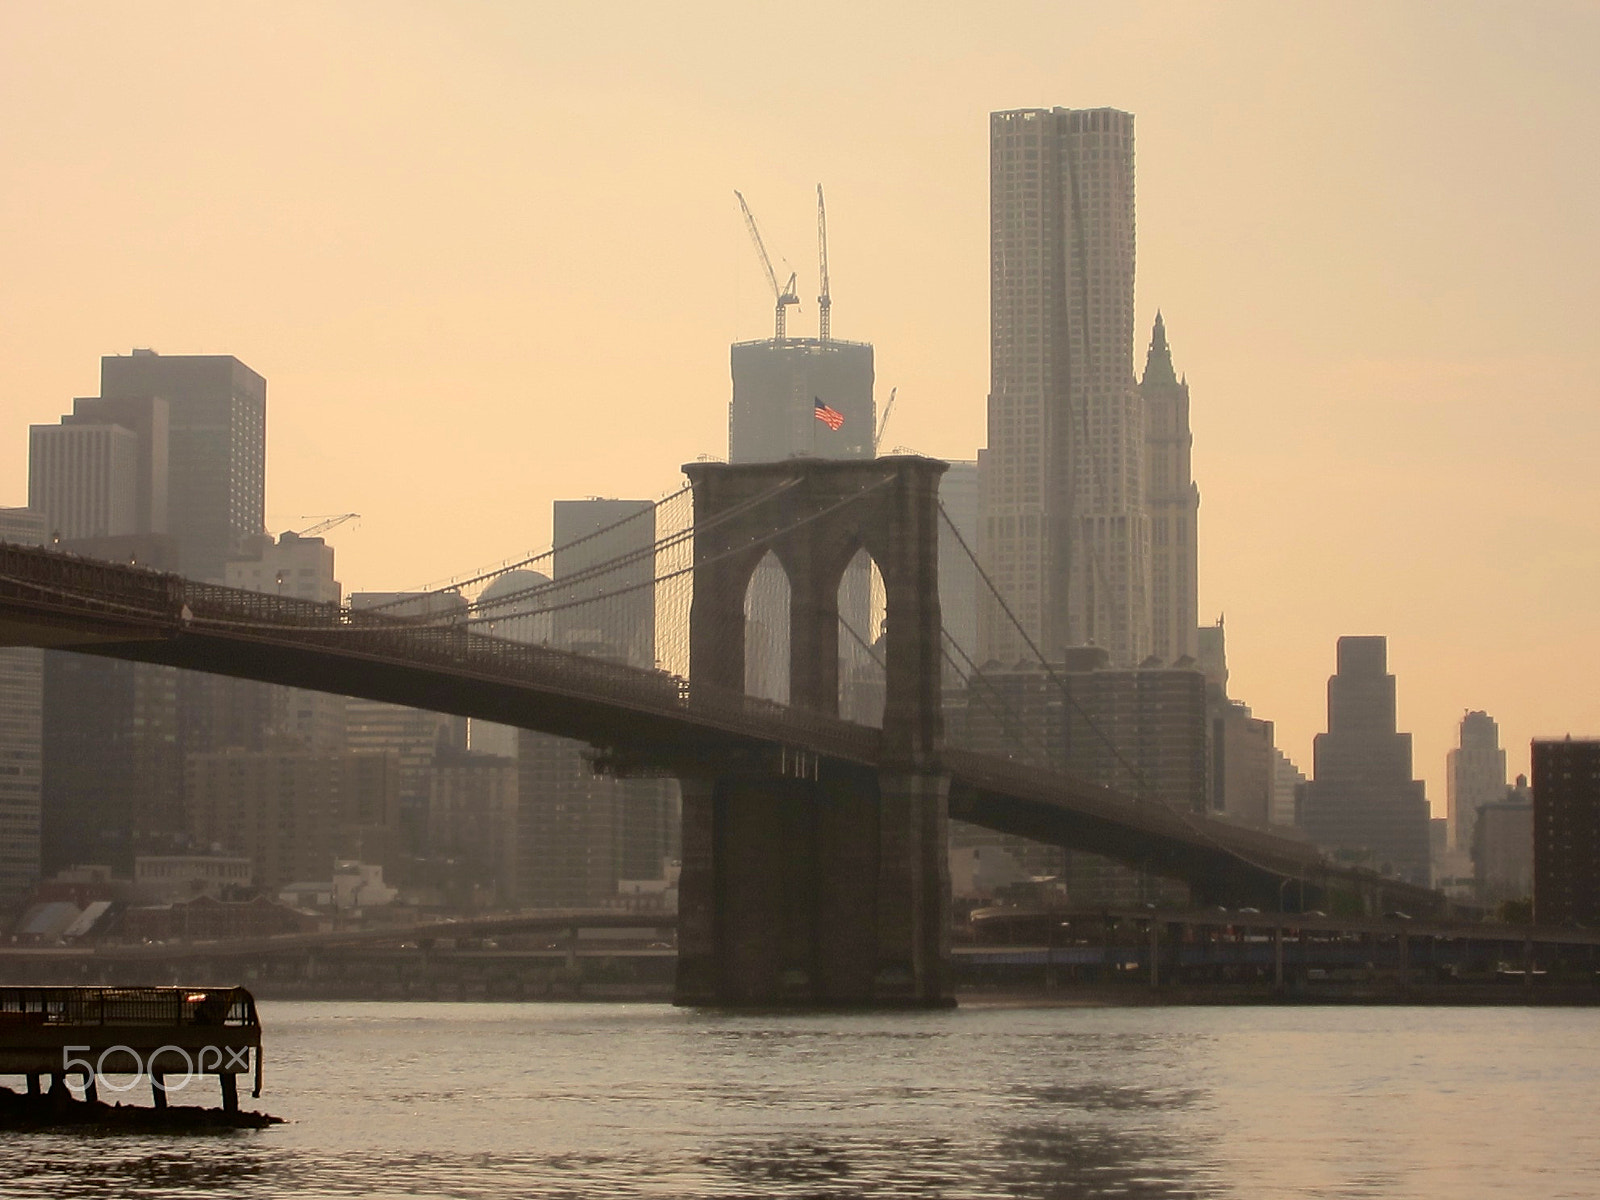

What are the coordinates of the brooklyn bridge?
(0, 455, 1440, 1007)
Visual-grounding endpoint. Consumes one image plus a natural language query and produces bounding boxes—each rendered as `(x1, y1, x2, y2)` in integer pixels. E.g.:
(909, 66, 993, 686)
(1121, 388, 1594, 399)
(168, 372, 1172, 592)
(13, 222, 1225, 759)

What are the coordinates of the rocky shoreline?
(0, 1085, 282, 1132)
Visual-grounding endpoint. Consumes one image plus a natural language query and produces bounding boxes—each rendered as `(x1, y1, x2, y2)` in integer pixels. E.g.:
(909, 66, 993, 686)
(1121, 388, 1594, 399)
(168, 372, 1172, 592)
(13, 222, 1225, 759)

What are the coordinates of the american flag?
(813, 398, 844, 430)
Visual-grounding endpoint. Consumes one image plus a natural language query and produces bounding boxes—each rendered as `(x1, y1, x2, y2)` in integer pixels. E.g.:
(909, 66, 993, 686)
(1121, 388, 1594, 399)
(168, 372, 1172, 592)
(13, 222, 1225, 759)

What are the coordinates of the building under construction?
(728, 187, 876, 465)
(729, 188, 879, 714)
(730, 338, 875, 464)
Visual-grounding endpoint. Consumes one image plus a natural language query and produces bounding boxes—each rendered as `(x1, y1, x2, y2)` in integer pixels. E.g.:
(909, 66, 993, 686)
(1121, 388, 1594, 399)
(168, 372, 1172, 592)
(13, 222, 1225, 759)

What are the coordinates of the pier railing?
(0, 985, 258, 1029)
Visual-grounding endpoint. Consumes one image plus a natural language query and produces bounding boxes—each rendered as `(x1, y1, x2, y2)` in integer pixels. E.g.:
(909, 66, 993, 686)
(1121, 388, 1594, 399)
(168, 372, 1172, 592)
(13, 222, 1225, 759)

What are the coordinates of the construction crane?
(816, 184, 831, 341)
(874, 387, 898, 454)
(294, 513, 359, 537)
(734, 190, 800, 341)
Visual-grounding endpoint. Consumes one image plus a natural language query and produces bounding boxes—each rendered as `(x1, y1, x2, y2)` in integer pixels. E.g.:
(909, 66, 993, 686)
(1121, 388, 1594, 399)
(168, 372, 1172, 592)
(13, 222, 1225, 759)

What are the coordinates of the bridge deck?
(0, 542, 1441, 908)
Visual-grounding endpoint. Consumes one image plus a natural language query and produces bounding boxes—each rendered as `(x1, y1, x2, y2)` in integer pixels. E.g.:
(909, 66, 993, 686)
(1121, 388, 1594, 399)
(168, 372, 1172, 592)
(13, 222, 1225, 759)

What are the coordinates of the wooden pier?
(0, 986, 261, 1112)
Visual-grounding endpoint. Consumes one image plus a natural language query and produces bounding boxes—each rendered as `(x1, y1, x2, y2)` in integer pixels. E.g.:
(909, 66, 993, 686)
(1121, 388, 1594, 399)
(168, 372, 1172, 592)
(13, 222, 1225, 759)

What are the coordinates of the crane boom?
(874, 387, 897, 454)
(295, 512, 359, 537)
(734, 190, 800, 341)
(816, 184, 831, 341)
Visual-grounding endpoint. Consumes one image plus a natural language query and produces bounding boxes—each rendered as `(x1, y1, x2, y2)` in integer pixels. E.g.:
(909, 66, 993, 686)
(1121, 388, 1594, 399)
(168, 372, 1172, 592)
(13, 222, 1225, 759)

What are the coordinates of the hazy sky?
(3, 1, 1597, 809)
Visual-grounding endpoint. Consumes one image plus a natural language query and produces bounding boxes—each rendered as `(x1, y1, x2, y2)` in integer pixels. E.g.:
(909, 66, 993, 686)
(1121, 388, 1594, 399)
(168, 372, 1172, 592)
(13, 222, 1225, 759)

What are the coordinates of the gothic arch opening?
(837, 547, 886, 727)
(743, 550, 790, 704)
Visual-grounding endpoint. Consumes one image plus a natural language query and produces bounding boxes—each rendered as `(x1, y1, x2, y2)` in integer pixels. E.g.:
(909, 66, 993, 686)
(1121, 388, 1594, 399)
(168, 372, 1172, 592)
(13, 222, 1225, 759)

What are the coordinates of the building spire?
(1142, 310, 1178, 389)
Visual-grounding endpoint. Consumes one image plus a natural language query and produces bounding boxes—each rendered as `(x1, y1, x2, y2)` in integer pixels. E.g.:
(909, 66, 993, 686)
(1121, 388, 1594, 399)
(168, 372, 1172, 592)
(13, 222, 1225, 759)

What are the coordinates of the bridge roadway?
(0, 542, 1440, 912)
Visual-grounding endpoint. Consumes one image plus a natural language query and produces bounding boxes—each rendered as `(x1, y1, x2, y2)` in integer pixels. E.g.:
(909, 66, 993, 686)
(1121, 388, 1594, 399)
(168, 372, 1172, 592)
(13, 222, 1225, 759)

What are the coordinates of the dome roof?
(477, 569, 552, 616)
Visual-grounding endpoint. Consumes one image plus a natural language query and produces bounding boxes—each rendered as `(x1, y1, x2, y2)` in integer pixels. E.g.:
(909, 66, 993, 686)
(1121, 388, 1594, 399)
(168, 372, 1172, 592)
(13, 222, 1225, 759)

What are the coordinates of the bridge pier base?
(674, 767, 951, 1008)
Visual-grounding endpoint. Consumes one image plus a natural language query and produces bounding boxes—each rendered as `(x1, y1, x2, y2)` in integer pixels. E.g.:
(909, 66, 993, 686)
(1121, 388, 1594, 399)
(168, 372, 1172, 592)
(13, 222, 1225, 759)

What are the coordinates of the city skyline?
(2, 3, 1597, 808)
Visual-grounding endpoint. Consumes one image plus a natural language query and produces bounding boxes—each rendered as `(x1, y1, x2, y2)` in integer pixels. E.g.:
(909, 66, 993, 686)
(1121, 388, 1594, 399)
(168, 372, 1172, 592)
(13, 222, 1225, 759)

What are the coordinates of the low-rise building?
(133, 855, 253, 904)
(116, 894, 317, 942)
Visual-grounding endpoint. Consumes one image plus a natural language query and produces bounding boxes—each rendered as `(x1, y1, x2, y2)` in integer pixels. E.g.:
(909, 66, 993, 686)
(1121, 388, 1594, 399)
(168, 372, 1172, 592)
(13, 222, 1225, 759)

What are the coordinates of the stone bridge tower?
(675, 456, 951, 1006)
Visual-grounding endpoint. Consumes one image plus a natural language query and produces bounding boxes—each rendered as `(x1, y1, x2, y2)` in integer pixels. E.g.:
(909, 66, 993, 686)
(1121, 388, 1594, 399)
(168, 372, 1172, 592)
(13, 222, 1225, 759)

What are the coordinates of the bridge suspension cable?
(357, 483, 696, 615)
(458, 477, 802, 622)
(453, 474, 900, 626)
(936, 501, 1320, 890)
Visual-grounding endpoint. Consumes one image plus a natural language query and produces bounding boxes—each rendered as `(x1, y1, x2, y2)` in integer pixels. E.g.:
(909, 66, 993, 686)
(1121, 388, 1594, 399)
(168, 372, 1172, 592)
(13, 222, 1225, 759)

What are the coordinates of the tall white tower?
(981, 107, 1149, 666)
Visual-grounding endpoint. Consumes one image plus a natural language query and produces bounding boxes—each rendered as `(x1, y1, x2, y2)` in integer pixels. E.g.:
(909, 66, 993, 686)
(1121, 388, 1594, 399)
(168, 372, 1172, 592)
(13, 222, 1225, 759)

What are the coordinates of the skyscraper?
(1141, 313, 1199, 664)
(468, 570, 554, 760)
(0, 508, 47, 909)
(1447, 710, 1507, 852)
(981, 106, 1149, 668)
(937, 461, 981, 671)
(27, 421, 140, 540)
(223, 530, 346, 752)
(99, 350, 265, 582)
(29, 386, 185, 877)
(1271, 747, 1307, 827)
(1301, 637, 1431, 884)
(729, 339, 874, 464)
(346, 592, 470, 877)
(517, 498, 678, 907)
(63, 396, 170, 535)
(550, 499, 656, 667)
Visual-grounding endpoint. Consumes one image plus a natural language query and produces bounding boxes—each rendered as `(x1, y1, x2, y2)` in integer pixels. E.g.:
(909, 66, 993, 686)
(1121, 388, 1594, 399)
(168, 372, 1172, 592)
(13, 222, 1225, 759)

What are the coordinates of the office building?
(1196, 618, 1275, 824)
(1532, 738, 1600, 927)
(1271, 747, 1306, 828)
(223, 530, 345, 752)
(468, 569, 554, 760)
(517, 499, 679, 906)
(346, 592, 469, 876)
(27, 422, 139, 540)
(63, 395, 170, 534)
(1474, 774, 1533, 906)
(0, 508, 47, 909)
(99, 350, 265, 582)
(550, 499, 656, 668)
(1213, 700, 1274, 827)
(31, 352, 267, 884)
(981, 106, 1149, 668)
(1141, 313, 1199, 664)
(729, 338, 875, 464)
(1301, 637, 1430, 885)
(938, 460, 981, 672)
(186, 749, 399, 890)
(1447, 710, 1507, 853)
(516, 730, 678, 907)
(28, 388, 187, 877)
(42, 652, 184, 875)
(426, 747, 520, 908)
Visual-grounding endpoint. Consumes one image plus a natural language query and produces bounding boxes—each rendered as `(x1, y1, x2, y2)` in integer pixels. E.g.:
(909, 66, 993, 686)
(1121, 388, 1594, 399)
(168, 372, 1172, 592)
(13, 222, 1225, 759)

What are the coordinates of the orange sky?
(3, 1, 1597, 809)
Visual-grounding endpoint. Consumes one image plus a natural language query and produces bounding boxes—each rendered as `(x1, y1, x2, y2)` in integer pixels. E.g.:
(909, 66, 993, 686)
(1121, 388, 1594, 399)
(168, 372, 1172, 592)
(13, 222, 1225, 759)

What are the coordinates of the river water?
(8, 1001, 1599, 1198)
